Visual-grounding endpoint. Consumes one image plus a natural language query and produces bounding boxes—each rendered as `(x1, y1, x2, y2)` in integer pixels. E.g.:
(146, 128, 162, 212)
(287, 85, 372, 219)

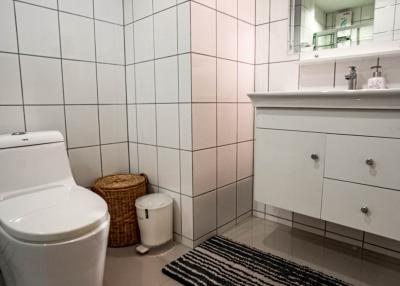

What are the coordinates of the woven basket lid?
(94, 174, 146, 190)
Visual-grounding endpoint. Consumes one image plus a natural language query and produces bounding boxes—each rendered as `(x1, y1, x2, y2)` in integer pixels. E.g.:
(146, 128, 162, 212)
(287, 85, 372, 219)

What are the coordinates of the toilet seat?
(0, 185, 108, 243)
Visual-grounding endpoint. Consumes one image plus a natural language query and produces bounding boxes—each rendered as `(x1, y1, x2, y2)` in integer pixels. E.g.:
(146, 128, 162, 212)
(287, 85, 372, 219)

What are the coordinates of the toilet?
(0, 131, 110, 286)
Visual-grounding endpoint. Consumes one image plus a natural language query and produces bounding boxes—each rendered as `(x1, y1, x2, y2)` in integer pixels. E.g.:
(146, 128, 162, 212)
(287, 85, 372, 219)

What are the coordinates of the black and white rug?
(162, 236, 352, 286)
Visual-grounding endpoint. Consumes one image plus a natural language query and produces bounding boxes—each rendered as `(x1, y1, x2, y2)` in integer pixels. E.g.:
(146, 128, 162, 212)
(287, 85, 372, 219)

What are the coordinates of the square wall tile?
(181, 195, 194, 239)
(22, 0, 57, 9)
(154, 7, 177, 58)
(59, 0, 93, 17)
(326, 222, 364, 240)
(138, 144, 158, 185)
(238, 0, 255, 24)
(0, 0, 18, 53)
(63, 60, 97, 104)
(0, 106, 25, 135)
(255, 64, 268, 92)
(217, 183, 237, 227)
(270, 0, 289, 22)
(300, 62, 334, 90)
(178, 2, 191, 53)
(269, 61, 299, 91)
(179, 104, 192, 150)
(133, 0, 153, 20)
(0, 53, 22, 105)
(217, 59, 237, 102)
(217, 0, 237, 17)
(269, 19, 298, 63)
(217, 144, 237, 187)
(101, 143, 129, 176)
(126, 65, 136, 103)
(158, 147, 180, 193)
(94, 0, 123, 24)
(95, 21, 124, 65)
(238, 104, 254, 141)
(217, 13, 237, 60)
(192, 103, 217, 150)
(97, 64, 126, 104)
(238, 21, 255, 64)
(156, 104, 180, 148)
(25, 106, 66, 138)
(237, 177, 253, 216)
(69, 146, 102, 187)
(134, 17, 154, 62)
(374, 5, 395, 34)
(129, 143, 139, 173)
(16, 2, 60, 57)
(135, 61, 155, 103)
(155, 56, 179, 103)
(154, 0, 176, 12)
(137, 104, 157, 144)
(380, 55, 400, 88)
(217, 103, 237, 145)
(125, 24, 134, 65)
(194, 190, 217, 239)
(193, 148, 217, 196)
(237, 141, 253, 179)
(256, 24, 269, 64)
(180, 150, 193, 196)
(20, 55, 63, 104)
(127, 105, 137, 142)
(59, 13, 95, 61)
(256, 0, 270, 25)
(192, 54, 217, 102)
(238, 63, 254, 102)
(196, 0, 216, 8)
(191, 2, 216, 56)
(99, 105, 128, 144)
(65, 105, 99, 148)
(179, 54, 192, 102)
(159, 188, 182, 234)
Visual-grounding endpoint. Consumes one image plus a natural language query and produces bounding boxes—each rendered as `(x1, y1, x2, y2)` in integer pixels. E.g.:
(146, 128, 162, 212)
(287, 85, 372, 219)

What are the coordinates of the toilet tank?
(0, 131, 74, 200)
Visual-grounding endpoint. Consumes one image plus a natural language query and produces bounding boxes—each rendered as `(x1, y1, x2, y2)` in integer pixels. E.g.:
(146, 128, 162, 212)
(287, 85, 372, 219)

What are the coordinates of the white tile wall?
(0, 0, 127, 190)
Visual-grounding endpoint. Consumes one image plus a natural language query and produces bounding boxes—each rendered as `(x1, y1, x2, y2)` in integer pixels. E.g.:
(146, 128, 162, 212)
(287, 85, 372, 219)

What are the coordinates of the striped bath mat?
(162, 236, 352, 286)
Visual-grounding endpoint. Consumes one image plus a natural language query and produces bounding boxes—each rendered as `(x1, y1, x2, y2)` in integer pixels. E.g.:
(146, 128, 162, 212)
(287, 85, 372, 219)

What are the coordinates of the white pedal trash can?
(135, 193, 173, 252)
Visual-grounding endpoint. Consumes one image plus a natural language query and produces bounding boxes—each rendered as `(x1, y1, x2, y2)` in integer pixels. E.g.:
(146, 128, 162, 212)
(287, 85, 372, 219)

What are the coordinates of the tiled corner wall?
(254, 0, 400, 259)
(0, 0, 129, 187)
(124, 0, 256, 248)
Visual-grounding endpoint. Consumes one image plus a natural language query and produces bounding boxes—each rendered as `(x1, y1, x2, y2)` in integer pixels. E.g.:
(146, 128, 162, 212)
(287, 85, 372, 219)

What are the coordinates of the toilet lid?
(0, 185, 108, 243)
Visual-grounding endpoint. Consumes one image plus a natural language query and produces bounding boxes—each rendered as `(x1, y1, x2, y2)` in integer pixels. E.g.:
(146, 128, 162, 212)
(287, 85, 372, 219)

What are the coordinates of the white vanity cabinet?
(249, 90, 400, 241)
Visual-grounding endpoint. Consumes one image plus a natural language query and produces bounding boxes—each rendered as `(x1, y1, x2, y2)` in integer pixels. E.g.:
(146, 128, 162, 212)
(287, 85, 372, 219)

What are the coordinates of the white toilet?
(0, 131, 110, 286)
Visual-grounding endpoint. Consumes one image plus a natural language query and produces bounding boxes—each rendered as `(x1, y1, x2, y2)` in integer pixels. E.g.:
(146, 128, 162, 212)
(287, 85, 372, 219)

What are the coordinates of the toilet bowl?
(0, 131, 110, 286)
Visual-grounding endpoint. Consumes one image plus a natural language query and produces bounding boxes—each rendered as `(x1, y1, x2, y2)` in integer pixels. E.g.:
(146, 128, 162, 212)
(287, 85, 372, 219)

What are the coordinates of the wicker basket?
(92, 174, 147, 247)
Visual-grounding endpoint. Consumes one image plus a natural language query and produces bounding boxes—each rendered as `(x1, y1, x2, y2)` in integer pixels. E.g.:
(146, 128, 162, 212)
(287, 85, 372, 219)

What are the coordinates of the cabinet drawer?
(325, 135, 400, 190)
(322, 179, 400, 241)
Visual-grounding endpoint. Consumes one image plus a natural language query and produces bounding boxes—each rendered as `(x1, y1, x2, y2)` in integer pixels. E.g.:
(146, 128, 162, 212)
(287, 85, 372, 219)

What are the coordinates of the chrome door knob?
(365, 158, 374, 166)
(311, 154, 319, 160)
(361, 206, 369, 214)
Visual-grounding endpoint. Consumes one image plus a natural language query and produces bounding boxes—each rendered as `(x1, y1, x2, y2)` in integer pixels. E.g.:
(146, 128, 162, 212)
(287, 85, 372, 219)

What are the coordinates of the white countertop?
(248, 89, 400, 110)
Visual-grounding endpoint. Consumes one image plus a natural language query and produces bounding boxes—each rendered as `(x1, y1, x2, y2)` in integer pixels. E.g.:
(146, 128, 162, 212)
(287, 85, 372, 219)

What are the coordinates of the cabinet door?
(254, 129, 325, 218)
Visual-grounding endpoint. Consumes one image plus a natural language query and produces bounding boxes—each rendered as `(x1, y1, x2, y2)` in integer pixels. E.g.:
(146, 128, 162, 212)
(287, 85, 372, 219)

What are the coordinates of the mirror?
(289, 0, 398, 57)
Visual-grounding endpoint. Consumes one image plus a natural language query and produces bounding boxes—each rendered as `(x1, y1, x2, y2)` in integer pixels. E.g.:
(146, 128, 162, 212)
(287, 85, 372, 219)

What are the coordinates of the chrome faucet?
(345, 66, 357, 90)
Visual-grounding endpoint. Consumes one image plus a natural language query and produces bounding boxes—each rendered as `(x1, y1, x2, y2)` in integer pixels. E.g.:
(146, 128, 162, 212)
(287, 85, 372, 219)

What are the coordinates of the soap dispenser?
(368, 64, 386, 89)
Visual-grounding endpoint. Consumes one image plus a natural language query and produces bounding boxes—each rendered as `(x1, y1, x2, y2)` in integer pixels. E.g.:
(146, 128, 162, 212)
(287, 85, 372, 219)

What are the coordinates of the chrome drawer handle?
(311, 154, 319, 161)
(361, 206, 369, 214)
(365, 158, 374, 166)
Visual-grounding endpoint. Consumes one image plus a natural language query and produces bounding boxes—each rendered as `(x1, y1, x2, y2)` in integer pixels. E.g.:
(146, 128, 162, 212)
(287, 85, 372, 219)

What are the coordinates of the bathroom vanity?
(249, 89, 400, 241)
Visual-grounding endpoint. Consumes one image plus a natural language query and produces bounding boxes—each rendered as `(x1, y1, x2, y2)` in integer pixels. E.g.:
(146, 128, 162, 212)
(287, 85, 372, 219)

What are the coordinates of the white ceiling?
(315, 0, 374, 12)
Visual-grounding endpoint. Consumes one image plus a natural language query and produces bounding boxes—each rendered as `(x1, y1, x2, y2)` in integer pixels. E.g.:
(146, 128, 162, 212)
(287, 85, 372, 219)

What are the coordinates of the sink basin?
(248, 88, 400, 110)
